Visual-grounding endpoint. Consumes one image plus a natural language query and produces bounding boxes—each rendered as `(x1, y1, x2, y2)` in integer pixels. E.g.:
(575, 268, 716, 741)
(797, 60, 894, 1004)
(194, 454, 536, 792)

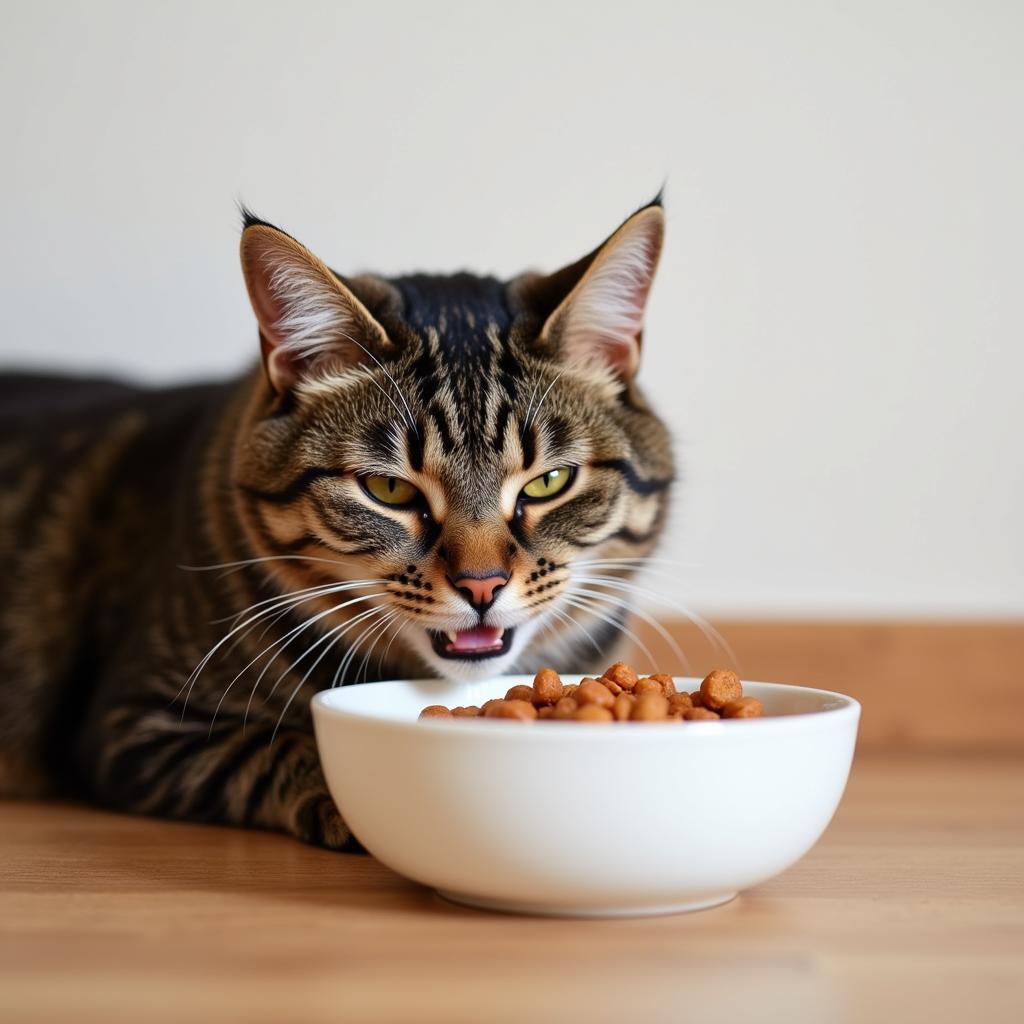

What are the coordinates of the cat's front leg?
(84, 705, 356, 850)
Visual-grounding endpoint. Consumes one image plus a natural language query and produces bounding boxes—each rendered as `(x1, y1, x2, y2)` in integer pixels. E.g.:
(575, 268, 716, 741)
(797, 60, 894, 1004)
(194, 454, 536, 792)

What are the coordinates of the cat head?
(232, 199, 673, 682)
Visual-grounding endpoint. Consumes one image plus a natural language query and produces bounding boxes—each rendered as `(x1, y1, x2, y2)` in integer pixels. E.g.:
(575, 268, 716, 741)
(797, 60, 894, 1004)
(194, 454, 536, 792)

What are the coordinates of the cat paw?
(290, 793, 358, 851)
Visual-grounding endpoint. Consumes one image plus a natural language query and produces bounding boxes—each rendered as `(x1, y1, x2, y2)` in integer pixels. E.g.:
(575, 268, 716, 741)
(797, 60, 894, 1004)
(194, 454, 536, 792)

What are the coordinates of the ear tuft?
(238, 203, 271, 233)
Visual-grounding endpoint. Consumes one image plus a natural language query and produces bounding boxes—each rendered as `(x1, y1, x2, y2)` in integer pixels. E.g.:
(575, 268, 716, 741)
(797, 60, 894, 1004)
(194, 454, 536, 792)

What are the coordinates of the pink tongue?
(448, 626, 503, 652)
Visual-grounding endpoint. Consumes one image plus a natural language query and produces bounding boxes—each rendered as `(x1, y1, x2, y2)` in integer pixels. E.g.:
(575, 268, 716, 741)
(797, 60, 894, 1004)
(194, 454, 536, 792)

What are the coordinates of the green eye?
(521, 467, 574, 501)
(362, 475, 420, 506)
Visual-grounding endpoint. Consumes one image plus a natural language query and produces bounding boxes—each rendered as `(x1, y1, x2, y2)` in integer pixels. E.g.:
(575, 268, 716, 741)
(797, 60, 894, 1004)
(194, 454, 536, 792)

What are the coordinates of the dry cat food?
(418, 664, 766, 723)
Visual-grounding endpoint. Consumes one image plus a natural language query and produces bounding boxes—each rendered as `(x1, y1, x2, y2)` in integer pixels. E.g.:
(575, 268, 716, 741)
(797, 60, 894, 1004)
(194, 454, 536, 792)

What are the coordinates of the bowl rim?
(312, 677, 861, 741)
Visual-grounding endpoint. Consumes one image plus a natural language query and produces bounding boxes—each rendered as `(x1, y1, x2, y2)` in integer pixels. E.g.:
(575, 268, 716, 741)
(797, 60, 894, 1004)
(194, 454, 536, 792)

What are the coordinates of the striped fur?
(0, 201, 674, 847)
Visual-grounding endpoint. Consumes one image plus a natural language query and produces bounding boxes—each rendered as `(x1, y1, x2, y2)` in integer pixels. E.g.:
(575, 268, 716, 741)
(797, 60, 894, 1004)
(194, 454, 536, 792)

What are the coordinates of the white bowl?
(312, 676, 859, 917)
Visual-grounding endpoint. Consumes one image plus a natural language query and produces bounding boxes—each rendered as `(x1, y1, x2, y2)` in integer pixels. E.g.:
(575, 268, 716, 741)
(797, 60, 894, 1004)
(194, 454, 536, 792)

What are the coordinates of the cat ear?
(239, 213, 391, 392)
(538, 202, 664, 379)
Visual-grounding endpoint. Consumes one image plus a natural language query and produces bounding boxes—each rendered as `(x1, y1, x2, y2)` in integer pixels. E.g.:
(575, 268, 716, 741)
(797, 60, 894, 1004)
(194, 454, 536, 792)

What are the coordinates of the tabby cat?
(0, 199, 673, 847)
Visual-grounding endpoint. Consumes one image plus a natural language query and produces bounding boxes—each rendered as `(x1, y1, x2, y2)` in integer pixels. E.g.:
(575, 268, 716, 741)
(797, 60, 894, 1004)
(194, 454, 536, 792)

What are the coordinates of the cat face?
(233, 202, 673, 681)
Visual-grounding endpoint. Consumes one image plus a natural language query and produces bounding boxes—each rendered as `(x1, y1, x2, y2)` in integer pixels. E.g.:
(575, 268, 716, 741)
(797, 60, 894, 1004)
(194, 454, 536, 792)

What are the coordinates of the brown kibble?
(553, 696, 579, 719)
(602, 662, 639, 691)
(419, 705, 452, 719)
(683, 707, 721, 721)
(631, 692, 670, 721)
(700, 669, 743, 710)
(648, 673, 677, 696)
(612, 692, 635, 721)
(668, 692, 693, 713)
(533, 668, 564, 705)
(722, 697, 764, 719)
(485, 699, 537, 720)
(573, 703, 614, 722)
(419, 663, 757, 725)
(505, 684, 537, 704)
(577, 677, 615, 708)
(634, 677, 663, 697)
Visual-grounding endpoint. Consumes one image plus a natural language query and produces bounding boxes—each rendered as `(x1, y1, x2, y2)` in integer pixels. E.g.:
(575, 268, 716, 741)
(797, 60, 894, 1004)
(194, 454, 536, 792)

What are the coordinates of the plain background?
(1, 0, 1020, 618)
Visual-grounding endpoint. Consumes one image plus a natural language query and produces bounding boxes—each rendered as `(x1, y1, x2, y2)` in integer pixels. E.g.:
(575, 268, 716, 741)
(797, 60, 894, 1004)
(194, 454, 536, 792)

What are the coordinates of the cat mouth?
(428, 626, 515, 660)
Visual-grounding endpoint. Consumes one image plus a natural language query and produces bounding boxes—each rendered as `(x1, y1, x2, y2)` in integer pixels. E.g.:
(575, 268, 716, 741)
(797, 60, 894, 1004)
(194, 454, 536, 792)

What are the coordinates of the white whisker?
(572, 574, 736, 666)
(219, 579, 383, 629)
(569, 582, 690, 672)
(330, 604, 397, 689)
(178, 553, 363, 575)
(257, 601, 385, 711)
(243, 604, 377, 733)
(570, 556, 696, 571)
(173, 579, 385, 715)
(547, 604, 604, 656)
(356, 611, 401, 684)
(560, 592, 658, 669)
(522, 378, 542, 432)
(268, 605, 393, 744)
(377, 615, 409, 676)
(333, 326, 420, 436)
(205, 591, 386, 733)
(527, 369, 566, 430)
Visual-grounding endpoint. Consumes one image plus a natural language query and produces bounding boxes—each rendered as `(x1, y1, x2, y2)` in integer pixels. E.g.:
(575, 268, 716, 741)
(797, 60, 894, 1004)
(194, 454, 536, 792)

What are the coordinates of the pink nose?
(451, 574, 508, 610)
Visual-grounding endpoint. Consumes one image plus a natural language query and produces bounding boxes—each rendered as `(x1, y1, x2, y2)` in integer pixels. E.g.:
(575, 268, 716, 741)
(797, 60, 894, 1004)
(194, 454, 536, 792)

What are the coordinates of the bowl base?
(436, 888, 738, 919)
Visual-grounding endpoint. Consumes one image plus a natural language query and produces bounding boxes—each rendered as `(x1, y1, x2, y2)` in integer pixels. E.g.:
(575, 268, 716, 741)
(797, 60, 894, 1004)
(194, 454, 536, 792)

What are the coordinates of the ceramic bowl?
(312, 676, 859, 917)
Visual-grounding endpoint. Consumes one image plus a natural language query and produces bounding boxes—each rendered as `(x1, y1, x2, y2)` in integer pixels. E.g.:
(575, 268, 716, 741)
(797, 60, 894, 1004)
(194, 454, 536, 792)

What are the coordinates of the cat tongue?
(447, 626, 504, 652)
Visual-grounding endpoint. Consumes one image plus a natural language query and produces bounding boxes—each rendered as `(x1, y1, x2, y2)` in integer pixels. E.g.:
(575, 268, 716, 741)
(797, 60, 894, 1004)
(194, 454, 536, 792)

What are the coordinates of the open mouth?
(428, 626, 515, 660)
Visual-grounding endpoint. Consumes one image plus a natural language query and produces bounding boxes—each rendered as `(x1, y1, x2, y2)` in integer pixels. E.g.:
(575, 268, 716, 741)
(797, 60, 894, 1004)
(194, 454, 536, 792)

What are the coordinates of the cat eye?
(521, 467, 575, 502)
(361, 474, 421, 507)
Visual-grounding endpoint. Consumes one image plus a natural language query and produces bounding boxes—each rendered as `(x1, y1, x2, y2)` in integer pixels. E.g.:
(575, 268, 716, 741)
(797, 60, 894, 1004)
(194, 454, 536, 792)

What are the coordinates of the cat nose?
(449, 573, 509, 613)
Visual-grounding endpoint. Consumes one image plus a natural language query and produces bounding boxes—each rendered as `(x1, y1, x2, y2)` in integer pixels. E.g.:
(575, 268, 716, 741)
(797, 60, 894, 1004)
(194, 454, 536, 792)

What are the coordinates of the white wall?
(1, 1, 1021, 617)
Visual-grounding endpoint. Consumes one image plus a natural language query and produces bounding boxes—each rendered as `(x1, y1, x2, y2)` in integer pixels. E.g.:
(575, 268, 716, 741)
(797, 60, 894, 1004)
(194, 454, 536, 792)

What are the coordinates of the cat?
(0, 198, 674, 848)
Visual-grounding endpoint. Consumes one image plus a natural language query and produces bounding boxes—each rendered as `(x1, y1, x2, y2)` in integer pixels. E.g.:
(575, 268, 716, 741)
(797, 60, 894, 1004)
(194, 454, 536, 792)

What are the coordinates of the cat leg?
(84, 704, 356, 850)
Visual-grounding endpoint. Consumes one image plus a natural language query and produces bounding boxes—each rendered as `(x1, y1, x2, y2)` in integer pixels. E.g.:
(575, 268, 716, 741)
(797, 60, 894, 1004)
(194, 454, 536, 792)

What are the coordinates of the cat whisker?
(527, 368, 566, 430)
(205, 591, 387, 734)
(572, 574, 736, 666)
(330, 604, 398, 690)
(335, 326, 419, 436)
(570, 556, 697, 571)
(356, 610, 401, 684)
(270, 605, 394, 745)
(242, 604, 375, 734)
(173, 579, 386, 714)
(532, 611, 579, 665)
(377, 614, 409, 677)
(251, 601, 387, 725)
(178, 553, 364, 576)
(546, 604, 604, 656)
(260, 604, 386, 708)
(560, 592, 658, 670)
(236, 583, 379, 657)
(569, 582, 691, 672)
(522, 378, 543, 432)
(219, 579, 384, 629)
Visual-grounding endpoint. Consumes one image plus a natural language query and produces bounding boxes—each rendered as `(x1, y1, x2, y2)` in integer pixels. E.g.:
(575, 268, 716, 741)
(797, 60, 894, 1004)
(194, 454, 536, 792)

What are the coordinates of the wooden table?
(2, 752, 1022, 1023)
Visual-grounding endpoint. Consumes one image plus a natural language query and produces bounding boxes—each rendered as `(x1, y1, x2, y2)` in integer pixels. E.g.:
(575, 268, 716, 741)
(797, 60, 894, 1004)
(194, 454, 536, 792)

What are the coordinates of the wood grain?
(626, 619, 1024, 752)
(2, 753, 1023, 1024)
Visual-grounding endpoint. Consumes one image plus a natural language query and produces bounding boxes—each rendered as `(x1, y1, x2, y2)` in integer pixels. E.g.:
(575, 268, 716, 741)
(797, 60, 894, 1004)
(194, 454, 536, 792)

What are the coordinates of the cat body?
(0, 202, 673, 846)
